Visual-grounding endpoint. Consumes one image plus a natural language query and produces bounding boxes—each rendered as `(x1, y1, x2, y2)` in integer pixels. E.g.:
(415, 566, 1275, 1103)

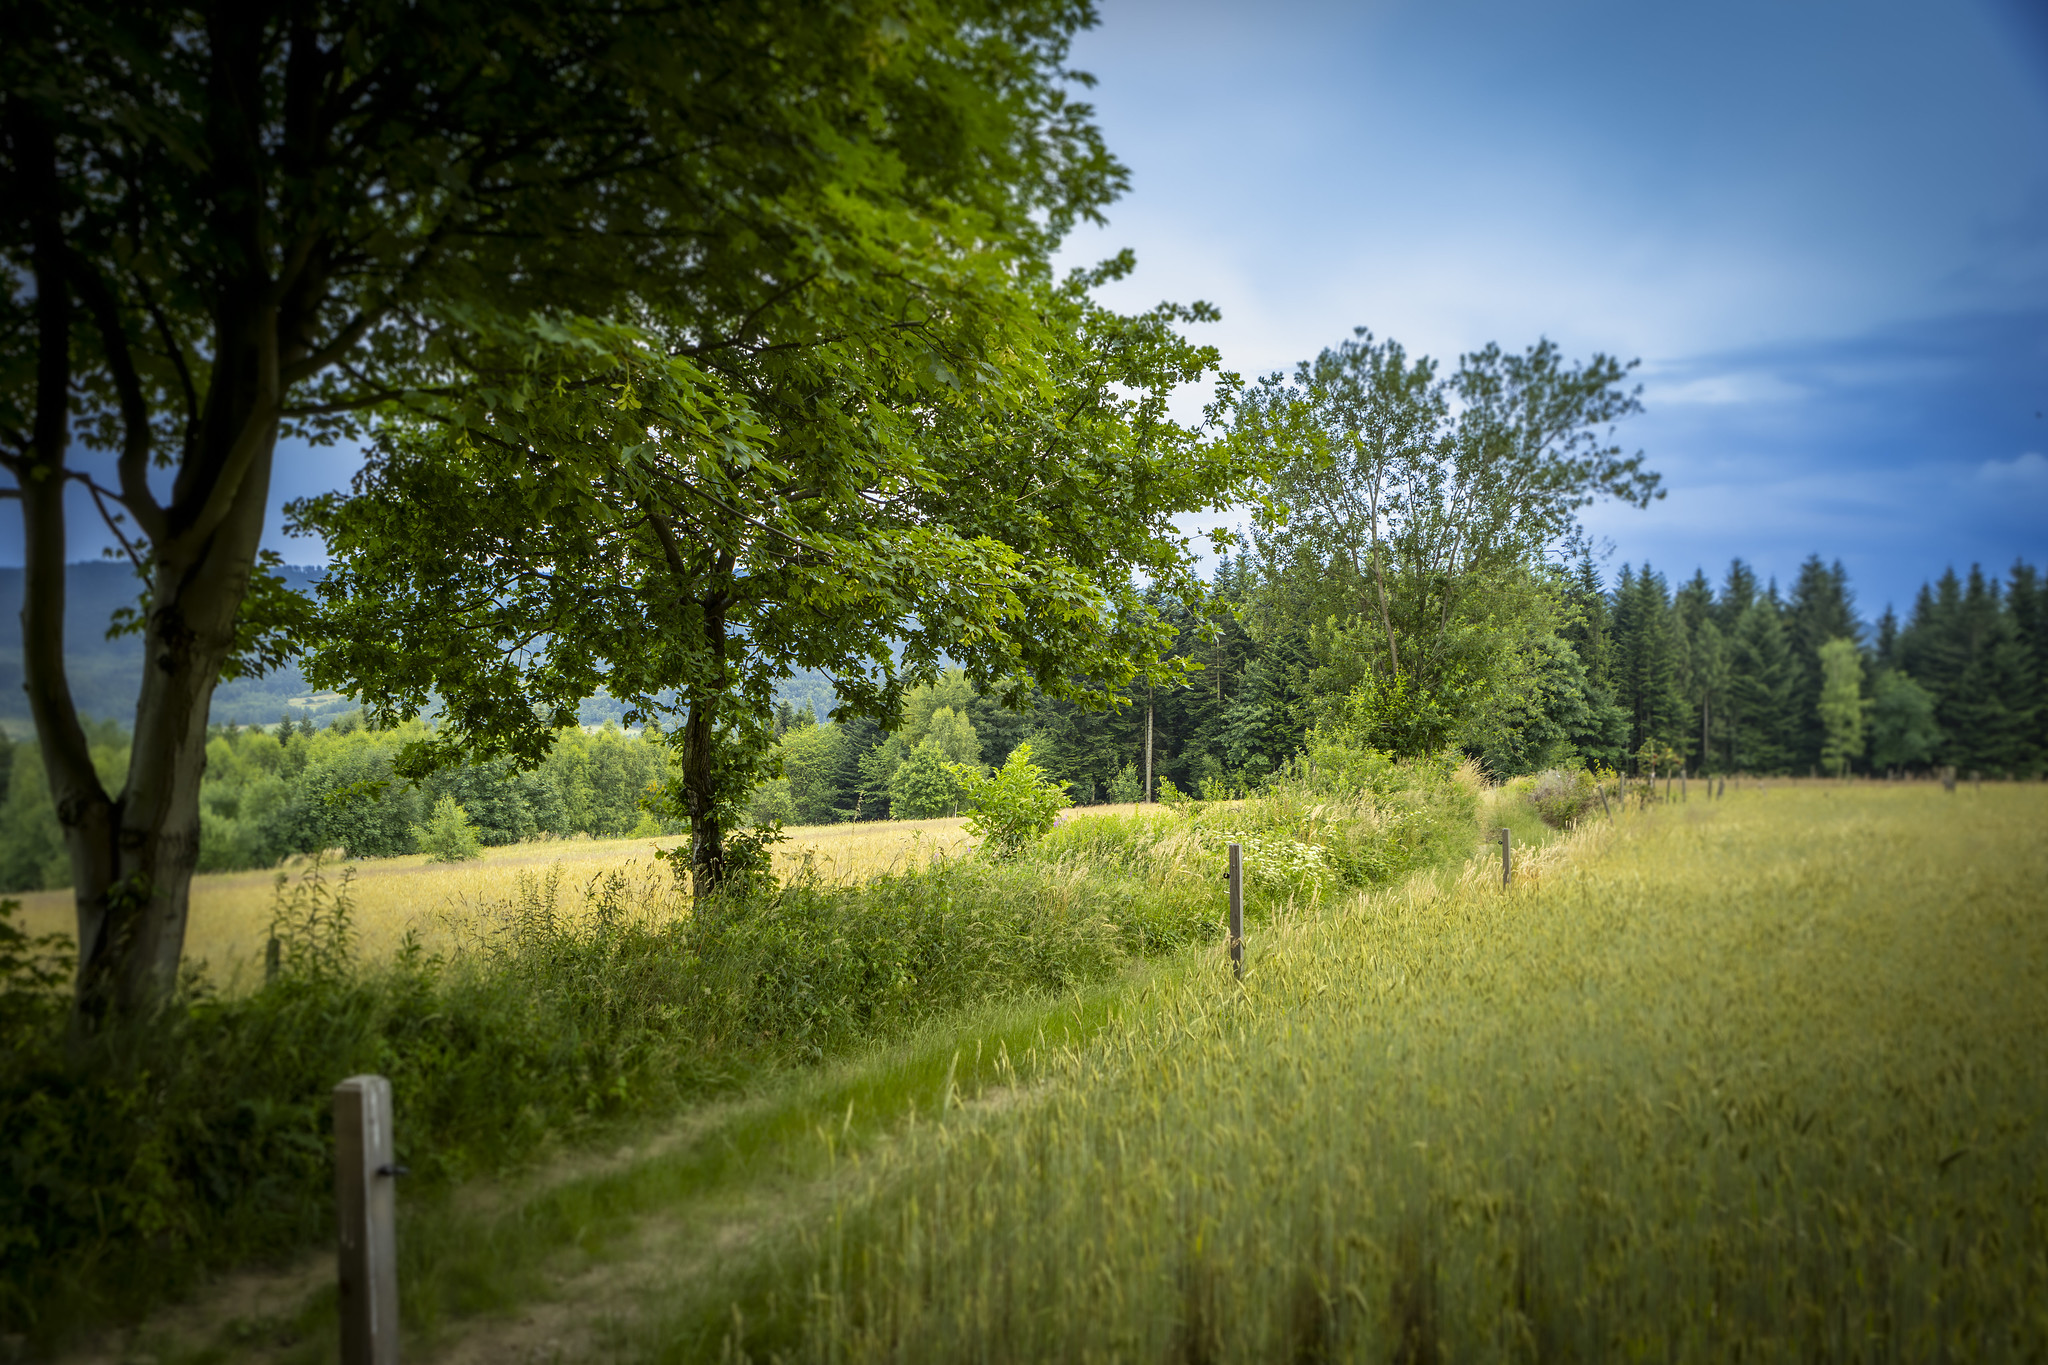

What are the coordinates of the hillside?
(0, 562, 844, 738)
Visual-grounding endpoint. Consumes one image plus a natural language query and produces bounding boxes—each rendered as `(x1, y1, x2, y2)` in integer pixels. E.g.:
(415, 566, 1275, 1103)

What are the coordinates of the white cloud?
(1975, 451, 2048, 484)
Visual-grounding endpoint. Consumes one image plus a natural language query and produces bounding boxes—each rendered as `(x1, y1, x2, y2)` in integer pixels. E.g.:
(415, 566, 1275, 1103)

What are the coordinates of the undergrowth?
(0, 750, 1477, 1350)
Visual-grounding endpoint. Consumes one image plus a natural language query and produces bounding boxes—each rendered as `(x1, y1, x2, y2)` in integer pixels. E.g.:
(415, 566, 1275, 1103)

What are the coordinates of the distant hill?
(0, 562, 339, 736)
(1, 562, 850, 738)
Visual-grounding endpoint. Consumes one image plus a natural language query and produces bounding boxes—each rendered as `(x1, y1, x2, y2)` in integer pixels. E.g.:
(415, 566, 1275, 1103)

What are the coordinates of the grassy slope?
(76, 784, 2048, 1363)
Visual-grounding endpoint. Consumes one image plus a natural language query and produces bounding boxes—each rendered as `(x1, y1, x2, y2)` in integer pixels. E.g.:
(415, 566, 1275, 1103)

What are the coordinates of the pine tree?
(1673, 569, 1728, 771)
(1556, 559, 1630, 769)
(1783, 556, 1859, 772)
(1900, 566, 2036, 775)
(2006, 561, 2047, 769)
(1725, 598, 1795, 772)
(1608, 565, 1690, 767)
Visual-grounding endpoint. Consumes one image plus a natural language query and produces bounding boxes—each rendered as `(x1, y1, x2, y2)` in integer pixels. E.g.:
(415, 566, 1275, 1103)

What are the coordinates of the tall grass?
(681, 785, 2048, 1362)
(0, 755, 1482, 1351)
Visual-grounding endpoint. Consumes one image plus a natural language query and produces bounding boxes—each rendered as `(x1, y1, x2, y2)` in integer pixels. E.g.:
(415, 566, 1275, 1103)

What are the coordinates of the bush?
(1525, 766, 1602, 829)
(0, 741, 1485, 1351)
(1105, 762, 1144, 804)
(0, 837, 1228, 1347)
(888, 739, 960, 819)
(411, 794, 482, 862)
(954, 743, 1069, 860)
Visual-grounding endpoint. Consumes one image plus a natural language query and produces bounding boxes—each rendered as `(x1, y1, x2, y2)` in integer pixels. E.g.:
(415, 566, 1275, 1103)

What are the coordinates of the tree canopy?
(1230, 328, 1659, 754)
(0, 0, 1148, 1009)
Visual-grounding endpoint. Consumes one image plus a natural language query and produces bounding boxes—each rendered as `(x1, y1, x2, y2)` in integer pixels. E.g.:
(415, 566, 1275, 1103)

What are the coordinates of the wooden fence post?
(335, 1074, 401, 1365)
(1227, 841, 1244, 982)
(1598, 781, 1612, 820)
(1499, 826, 1512, 889)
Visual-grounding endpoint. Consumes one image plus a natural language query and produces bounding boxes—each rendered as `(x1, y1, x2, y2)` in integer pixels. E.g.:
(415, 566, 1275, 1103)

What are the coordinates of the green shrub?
(888, 739, 960, 819)
(954, 742, 1069, 860)
(411, 794, 482, 862)
(1105, 762, 1144, 804)
(1525, 766, 1602, 829)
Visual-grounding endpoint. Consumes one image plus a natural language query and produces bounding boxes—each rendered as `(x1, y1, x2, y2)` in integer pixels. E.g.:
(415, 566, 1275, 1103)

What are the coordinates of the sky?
(9, 0, 2046, 624)
(1053, 0, 2048, 619)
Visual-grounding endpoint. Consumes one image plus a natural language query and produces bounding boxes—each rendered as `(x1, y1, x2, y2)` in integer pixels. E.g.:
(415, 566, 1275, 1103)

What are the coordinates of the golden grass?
(723, 782, 2048, 1360)
(11, 814, 986, 983)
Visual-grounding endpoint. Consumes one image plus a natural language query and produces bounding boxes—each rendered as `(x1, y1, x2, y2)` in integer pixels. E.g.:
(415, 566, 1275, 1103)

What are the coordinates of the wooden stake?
(1500, 826, 1512, 889)
(335, 1075, 401, 1365)
(1227, 841, 1243, 982)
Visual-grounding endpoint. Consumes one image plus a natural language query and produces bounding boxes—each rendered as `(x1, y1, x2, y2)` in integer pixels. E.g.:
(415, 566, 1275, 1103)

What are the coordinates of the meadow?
(675, 782, 2046, 1362)
(10, 815, 979, 980)
(19, 780, 2045, 1362)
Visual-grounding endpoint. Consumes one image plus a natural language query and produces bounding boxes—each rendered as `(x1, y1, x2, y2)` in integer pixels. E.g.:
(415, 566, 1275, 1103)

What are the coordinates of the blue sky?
(11, 0, 2045, 623)
(1056, 0, 2048, 618)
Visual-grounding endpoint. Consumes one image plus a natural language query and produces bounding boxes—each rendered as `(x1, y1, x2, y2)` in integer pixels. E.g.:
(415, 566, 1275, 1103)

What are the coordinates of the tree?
(777, 723, 850, 827)
(1234, 328, 1658, 755)
(1815, 638, 1866, 776)
(301, 263, 1244, 899)
(6, 0, 1130, 1016)
(1870, 670, 1941, 771)
(954, 742, 1068, 859)
(1609, 565, 1690, 767)
(888, 740, 961, 820)
(1783, 557, 1859, 770)
(924, 708, 984, 771)
(411, 795, 481, 864)
(1725, 598, 1795, 772)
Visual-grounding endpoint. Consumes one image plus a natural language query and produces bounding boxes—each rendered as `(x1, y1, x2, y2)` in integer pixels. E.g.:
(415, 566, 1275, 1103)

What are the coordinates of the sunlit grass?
(674, 783, 2048, 1361)
(12, 815, 979, 983)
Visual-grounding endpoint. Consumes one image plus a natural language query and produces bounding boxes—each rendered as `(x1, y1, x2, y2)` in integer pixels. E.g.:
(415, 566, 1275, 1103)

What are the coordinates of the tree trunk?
(680, 596, 731, 900)
(63, 435, 275, 1024)
(1143, 688, 1154, 803)
(12, 85, 284, 1020)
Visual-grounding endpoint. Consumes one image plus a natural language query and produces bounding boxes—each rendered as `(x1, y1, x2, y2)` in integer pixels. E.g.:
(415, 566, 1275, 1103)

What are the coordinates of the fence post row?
(335, 1074, 402, 1365)
(1227, 841, 1244, 982)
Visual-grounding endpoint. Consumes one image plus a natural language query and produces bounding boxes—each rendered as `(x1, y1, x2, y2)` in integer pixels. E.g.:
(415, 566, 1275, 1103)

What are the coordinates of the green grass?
(3, 754, 1478, 1357)
(650, 784, 2048, 1361)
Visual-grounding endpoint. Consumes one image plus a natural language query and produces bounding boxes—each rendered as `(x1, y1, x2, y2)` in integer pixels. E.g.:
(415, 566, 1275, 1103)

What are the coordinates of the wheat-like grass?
(11, 815, 979, 984)
(704, 783, 2048, 1361)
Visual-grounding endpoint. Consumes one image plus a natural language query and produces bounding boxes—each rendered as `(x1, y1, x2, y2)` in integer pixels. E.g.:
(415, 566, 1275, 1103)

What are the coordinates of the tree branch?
(69, 256, 169, 540)
(64, 470, 149, 574)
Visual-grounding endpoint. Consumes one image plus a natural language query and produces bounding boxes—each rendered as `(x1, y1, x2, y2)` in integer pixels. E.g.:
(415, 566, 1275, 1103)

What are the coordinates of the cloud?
(1975, 451, 2048, 484)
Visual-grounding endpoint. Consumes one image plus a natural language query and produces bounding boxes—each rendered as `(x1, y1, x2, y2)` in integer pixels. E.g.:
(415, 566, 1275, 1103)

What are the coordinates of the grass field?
(11, 814, 982, 982)
(60, 780, 2048, 1364)
(686, 781, 2043, 1362)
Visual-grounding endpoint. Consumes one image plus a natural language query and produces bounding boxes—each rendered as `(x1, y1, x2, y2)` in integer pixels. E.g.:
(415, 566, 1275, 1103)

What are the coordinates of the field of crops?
(671, 783, 2048, 1361)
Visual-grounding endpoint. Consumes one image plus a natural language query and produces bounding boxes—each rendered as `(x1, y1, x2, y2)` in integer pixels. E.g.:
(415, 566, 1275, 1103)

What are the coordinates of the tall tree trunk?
(680, 595, 731, 900)
(61, 431, 274, 1025)
(1143, 688, 1154, 803)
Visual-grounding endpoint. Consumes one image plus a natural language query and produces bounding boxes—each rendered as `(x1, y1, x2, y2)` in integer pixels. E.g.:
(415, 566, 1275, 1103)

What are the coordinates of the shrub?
(954, 743, 1069, 860)
(1526, 766, 1601, 829)
(1105, 762, 1144, 804)
(888, 739, 961, 819)
(411, 794, 481, 862)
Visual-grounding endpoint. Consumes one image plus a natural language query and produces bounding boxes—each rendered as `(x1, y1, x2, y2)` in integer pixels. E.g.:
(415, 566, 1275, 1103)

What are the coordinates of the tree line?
(0, 716, 679, 892)
(733, 552, 2046, 825)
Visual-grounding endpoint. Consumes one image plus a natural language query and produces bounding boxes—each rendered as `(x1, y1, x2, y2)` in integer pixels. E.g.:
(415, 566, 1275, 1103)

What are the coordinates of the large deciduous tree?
(1232, 328, 1659, 755)
(0, 0, 1123, 1018)
(294, 265, 1244, 896)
